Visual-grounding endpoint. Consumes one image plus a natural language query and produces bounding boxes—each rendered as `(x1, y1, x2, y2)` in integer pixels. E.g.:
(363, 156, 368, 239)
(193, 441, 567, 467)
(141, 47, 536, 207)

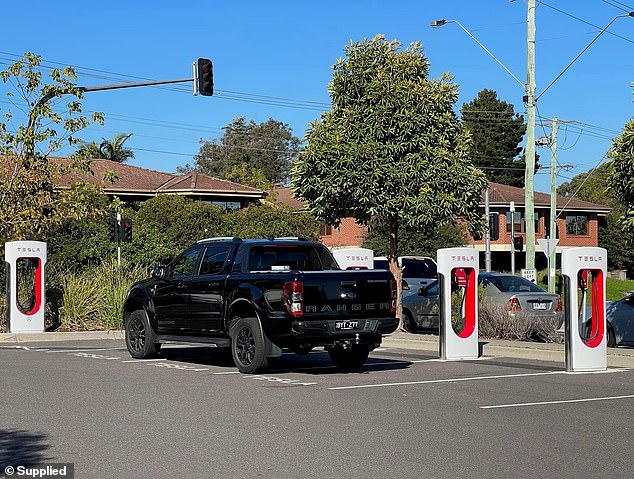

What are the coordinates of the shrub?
(479, 301, 561, 342)
(59, 260, 147, 331)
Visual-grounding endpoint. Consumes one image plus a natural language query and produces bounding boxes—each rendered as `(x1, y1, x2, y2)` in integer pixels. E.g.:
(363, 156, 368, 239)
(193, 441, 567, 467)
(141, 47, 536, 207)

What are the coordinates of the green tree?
(290, 36, 487, 324)
(363, 221, 467, 257)
(225, 163, 274, 191)
(75, 133, 134, 163)
(181, 117, 301, 183)
(461, 89, 530, 187)
(0, 53, 104, 243)
(608, 117, 634, 231)
(227, 204, 319, 240)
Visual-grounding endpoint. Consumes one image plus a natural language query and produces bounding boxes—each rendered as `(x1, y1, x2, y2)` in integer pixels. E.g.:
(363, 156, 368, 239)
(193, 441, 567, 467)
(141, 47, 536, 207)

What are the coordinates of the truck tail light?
(555, 296, 562, 312)
(390, 279, 397, 314)
(283, 280, 304, 317)
(508, 297, 522, 312)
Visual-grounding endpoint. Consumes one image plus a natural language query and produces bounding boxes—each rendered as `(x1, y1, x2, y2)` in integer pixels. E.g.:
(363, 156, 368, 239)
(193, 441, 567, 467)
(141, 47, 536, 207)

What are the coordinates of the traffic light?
(488, 212, 499, 241)
(513, 235, 523, 252)
(107, 218, 118, 242)
(120, 218, 133, 242)
(196, 58, 214, 96)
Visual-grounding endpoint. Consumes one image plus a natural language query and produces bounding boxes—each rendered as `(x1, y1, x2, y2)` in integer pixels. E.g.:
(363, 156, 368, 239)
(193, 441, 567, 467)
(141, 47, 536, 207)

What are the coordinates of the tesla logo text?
(577, 255, 603, 263)
(451, 255, 476, 263)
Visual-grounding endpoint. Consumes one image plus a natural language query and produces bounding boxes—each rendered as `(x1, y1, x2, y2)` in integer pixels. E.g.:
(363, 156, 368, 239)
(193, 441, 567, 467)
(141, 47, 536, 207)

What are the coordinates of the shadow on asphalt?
(156, 346, 414, 374)
(0, 429, 52, 469)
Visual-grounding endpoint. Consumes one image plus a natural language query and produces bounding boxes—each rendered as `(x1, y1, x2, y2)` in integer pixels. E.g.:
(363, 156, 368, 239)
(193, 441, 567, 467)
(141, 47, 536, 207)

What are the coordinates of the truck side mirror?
(151, 266, 165, 279)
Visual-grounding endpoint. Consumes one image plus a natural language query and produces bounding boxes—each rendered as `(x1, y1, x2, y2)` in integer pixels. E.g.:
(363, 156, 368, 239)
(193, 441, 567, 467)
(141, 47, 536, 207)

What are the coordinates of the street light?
(430, 19, 524, 89)
(431, 10, 633, 272)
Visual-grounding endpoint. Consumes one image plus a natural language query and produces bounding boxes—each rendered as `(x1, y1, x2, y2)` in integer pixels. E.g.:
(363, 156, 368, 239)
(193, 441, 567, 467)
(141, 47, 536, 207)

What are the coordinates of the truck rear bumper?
(290, 317, 398, 342)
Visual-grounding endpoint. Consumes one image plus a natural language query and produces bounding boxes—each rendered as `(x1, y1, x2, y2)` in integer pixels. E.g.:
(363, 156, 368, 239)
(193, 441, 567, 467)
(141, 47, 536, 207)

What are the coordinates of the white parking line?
(213, 371, 241, 375)
(47, 348, 124, 354)
(329, 368, 632, 391)
(329, 371, 565, 390)
(481, 394, 634, 410)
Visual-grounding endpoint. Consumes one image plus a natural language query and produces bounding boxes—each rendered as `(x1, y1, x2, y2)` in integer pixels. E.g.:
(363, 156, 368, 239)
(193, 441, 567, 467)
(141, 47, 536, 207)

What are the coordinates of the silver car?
(604, 291, 634, 347)
(402, 272, 563, 333)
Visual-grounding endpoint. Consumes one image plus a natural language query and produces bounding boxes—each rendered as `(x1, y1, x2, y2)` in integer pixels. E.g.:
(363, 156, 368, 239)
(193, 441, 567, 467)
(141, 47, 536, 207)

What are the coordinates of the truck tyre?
(328, 345, 371, 372)
(230, 317, 268, 374)
(125, 310, 159, 359)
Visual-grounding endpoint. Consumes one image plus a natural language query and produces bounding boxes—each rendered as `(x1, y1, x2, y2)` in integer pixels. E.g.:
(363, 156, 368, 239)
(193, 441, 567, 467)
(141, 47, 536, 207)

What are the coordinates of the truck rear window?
(248, 245, 339, 271)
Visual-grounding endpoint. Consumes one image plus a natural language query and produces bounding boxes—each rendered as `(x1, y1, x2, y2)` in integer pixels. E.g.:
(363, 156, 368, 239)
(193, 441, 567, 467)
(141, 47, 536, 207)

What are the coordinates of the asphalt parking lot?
(1, 339, 633, 479)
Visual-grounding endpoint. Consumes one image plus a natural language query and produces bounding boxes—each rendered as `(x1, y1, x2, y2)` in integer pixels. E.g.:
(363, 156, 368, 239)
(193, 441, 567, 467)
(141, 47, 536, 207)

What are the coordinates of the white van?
(374, 256, 438, 294)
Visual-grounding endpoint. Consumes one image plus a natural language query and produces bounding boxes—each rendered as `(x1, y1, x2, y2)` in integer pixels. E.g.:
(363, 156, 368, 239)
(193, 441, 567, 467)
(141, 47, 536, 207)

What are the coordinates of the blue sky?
(2, 0, 633, 194)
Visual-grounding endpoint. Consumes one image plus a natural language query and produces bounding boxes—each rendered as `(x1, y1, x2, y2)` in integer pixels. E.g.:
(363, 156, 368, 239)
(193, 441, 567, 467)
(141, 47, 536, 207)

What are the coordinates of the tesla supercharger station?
(5, 241, 47, 333)
(438, 248, 479, 360)
(562, 247, 607, 372)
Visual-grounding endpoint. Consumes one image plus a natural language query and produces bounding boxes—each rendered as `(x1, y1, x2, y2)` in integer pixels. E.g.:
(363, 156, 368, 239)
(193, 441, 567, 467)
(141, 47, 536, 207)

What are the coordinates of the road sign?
(521, 268, 536, 283)
(537, 238, 559, 257)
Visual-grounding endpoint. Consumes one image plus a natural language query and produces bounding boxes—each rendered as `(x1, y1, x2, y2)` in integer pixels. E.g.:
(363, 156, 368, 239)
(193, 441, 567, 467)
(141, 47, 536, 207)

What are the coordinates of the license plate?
(335, 320, 359, 330)
(532, 303, 547, 310)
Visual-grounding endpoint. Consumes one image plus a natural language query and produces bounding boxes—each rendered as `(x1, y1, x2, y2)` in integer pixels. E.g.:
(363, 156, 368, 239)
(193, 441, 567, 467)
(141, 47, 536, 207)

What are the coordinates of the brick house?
(473, 182, 610, 270)
(53, 158, 267, 208)
(274, 183, 610, 269)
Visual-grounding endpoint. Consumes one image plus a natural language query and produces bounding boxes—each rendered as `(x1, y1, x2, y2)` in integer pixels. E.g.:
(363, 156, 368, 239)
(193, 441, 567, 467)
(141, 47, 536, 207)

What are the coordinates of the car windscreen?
(401, 258, 437, 278)
(484, 275, 544, 293)
(248, 245, 339, 271)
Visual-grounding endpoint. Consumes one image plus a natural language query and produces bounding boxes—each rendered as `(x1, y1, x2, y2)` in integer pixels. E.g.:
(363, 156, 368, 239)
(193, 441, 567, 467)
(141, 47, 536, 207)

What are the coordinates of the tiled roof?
(51, 158, 266, 198)
(274, 183, 611, 213)
(273, 186, 306, 209)
(487, 182, 611, 212)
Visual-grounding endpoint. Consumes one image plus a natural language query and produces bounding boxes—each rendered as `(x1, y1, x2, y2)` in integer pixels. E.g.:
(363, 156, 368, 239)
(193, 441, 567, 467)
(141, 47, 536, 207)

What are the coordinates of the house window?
(505, 212, 540, 233)
(211, 200, 241, 211)
(320, 223, 332, 236)
(566, 215, 589, 236)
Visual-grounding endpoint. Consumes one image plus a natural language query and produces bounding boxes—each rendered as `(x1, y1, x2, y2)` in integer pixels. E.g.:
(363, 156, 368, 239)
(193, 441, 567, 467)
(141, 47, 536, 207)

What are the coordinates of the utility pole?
(485, 188, 491, 272)
(524, 0, 537, 272)
(549, 117, 558, 293)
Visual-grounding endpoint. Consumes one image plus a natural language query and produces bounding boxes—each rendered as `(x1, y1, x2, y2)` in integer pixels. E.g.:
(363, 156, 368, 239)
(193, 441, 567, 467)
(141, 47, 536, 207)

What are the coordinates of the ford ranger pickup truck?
(123, 237, 398, 373)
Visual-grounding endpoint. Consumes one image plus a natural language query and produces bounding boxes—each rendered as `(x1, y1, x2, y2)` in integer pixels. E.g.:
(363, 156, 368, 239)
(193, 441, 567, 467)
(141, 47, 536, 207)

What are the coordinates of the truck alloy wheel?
(230, 317, 268, 374)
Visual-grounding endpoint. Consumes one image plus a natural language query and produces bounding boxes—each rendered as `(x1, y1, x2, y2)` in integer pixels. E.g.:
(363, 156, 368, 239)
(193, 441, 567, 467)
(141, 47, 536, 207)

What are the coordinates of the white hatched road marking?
(248, 375, 317, 386)
(47, 347, 124, 354)
(121, 358, 167, 363)
(481, 394, 634, 409)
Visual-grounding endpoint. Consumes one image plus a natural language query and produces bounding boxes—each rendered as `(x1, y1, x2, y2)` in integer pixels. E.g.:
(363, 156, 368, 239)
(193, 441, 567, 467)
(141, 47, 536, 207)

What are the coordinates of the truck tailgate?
(300, 270, 394, 319)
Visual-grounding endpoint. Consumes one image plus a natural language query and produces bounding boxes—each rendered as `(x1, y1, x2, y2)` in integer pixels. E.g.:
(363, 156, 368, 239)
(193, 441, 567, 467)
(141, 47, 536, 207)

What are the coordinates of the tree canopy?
(0, 53, 104, 243)
(75, 133, 135, 163)
(290, 36, 487, 323)
(461, 89, 530, 187)
(181, 117, 301, 183)
(608, 117, 634, 231)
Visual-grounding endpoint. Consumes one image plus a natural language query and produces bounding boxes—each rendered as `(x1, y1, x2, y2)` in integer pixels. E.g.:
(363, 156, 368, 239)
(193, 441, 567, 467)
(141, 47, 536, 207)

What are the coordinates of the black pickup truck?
(123, 237, 398, 373)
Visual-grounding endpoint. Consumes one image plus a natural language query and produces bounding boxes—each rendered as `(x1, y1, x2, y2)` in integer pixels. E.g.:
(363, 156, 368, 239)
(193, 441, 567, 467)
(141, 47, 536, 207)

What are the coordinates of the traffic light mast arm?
(81, 78, 193, 94)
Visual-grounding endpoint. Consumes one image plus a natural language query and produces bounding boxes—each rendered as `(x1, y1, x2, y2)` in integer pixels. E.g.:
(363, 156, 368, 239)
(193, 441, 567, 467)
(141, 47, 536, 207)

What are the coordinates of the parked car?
(596, 291, 634, 347)
(402, 272, 563, 333)
(374, 256, 437, 294)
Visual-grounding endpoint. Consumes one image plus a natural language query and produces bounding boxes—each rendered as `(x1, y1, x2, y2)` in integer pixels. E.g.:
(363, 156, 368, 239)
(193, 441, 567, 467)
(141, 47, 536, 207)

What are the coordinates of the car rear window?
(248, 245, 339, 271)
(485, 275, 544, 293)
(401, 258, 437, 278)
